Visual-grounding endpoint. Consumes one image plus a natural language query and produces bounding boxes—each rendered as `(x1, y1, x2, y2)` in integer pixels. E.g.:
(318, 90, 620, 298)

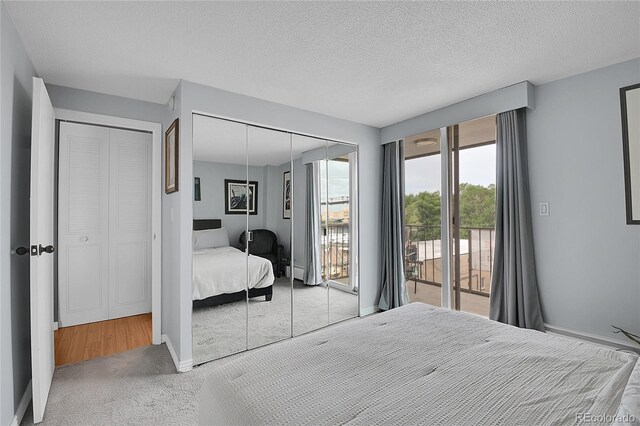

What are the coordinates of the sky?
(404, 144, 496, 194)
(320, 159, 350, 198)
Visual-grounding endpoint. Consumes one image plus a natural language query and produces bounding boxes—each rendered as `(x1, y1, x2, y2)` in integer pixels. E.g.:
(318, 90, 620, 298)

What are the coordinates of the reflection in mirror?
(292, 135, 330, 335)
(246, 125, 292, 349)
(326, 142, 359, 323)
(621, 84, 640, 224)
(191, 114, 249, 364)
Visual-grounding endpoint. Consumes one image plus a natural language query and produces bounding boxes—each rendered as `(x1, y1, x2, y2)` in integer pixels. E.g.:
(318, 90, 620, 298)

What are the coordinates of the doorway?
(54, 110, 162, 361)
(403, 115, 496, 316)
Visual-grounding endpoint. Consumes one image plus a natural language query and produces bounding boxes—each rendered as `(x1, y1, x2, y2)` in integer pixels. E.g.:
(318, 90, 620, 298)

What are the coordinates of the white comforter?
(199, 303, 639, 425)
(192, 246, 274, 301)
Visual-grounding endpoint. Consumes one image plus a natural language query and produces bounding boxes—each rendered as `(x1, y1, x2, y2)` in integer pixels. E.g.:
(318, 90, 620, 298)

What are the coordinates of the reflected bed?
(193, 219, 274, 308)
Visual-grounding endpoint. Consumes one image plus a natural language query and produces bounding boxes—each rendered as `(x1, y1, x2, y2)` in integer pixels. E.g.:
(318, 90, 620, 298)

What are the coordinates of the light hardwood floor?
(54, 314, 152, 367)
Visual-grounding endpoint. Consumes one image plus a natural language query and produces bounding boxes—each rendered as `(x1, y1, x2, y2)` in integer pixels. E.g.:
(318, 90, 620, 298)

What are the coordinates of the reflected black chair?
(239, 229, 284, 278)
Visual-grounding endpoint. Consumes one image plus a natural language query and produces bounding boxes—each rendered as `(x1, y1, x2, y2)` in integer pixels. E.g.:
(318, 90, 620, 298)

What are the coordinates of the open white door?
(30, 77, 56, 424)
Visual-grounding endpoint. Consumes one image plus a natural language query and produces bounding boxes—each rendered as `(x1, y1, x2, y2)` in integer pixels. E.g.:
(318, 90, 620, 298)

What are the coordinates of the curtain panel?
(378, 141, 409, 310)
(489, 109, 545, 331)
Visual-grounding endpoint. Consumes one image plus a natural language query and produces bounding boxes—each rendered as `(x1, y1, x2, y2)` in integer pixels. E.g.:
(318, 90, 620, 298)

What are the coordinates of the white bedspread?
(192, 246, 274, 301)
(199, 303, 639, 426)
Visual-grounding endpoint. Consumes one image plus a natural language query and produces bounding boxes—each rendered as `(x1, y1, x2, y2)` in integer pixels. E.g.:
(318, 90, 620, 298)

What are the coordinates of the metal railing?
(404, 224, 494, 297)
(322, 222, 350, 280)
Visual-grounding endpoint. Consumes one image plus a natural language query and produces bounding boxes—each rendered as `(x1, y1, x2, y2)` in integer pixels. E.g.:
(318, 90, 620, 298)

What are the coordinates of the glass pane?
(246, 126, 292, 349)
(191, 114, 248, 364)
(403, 129, 442, 307)
(291, 135, 329, 336)
(452, 115, 496, 317)
(326, 142, 359, 324)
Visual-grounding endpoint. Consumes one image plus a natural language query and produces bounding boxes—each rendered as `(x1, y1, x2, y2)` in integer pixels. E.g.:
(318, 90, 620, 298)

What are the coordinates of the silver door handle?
(81, 236, 88, 242)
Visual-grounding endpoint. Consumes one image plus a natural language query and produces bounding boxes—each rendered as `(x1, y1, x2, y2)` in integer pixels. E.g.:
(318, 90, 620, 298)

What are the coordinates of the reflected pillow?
(193, 228, 230, 250)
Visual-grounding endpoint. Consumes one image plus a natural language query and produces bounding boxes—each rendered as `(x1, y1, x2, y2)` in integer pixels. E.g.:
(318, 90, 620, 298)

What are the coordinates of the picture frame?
(194, 177, 201, 201)
(620, 83, 640, 224)
(165, 118, 179, 194)
(224, 179, 258, 215)
(283, 171, 291, 219)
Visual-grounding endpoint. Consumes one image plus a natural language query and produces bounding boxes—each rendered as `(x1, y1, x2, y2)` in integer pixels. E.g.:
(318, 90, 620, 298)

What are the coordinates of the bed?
(199, 303, 640, 425)
(193, 219, 274, 308)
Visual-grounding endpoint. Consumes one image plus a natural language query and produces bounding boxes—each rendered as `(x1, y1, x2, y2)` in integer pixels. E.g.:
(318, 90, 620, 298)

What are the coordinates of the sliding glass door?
(403, 115, 496, 316)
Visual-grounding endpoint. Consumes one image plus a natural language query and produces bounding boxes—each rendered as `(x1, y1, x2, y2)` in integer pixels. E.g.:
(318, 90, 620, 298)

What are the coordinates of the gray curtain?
(303, 162, 323, 285)
(489, 109, 544, 331)
(378, 141, 408, 310)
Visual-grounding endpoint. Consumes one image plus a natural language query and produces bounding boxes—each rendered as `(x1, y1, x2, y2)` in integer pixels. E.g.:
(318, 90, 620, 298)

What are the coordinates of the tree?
(404, 183, 496, 240)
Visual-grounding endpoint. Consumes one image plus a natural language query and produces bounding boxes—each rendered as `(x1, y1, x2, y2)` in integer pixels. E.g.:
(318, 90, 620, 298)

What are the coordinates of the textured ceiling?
(4, 1, 640, 127)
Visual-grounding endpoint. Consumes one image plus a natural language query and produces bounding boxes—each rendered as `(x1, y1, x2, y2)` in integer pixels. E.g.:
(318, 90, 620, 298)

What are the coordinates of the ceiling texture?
(4, 1, 640, 127)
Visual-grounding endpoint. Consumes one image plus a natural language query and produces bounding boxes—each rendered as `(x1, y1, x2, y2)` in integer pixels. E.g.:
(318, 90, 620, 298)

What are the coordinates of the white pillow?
(193, 228, 230, 250)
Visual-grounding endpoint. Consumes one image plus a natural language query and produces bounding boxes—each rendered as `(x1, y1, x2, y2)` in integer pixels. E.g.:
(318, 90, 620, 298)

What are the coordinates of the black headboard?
(193, 219, 222, 230)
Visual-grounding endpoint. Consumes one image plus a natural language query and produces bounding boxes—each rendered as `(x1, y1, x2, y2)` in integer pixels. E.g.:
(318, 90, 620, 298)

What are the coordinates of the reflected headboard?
(193, 219, 222, 230)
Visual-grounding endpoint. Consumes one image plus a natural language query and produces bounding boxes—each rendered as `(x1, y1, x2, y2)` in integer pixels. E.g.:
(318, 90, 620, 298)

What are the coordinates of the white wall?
(527, 58, 640, 342)
(177, 80, 381, 365)
(0, 4, 37, 424)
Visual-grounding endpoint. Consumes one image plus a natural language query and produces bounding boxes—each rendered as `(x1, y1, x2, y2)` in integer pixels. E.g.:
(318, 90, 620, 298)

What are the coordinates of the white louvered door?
(58, 123, 152, 326)
(108, 128, 152, 318)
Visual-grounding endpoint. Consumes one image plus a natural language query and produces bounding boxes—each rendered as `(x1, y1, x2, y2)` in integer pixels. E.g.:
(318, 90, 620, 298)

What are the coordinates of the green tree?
(404, 183, 496, 240)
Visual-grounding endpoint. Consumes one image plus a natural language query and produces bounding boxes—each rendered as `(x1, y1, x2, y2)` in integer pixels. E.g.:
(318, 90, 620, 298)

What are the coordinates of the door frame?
(54, 108, 162, 344)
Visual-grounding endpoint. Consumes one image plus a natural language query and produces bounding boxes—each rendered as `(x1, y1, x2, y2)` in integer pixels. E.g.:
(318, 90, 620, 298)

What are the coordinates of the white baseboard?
(360, 305, 379, 316)
(53, 321, 58, 331)
(293, 265, 304, 281)
(545, 323, 640, 353)
(161, 334, 193, 373)
(10, 380, 32, 426)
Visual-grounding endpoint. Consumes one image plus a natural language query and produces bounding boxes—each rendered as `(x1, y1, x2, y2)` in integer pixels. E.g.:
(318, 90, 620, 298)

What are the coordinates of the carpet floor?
(22, 315, 363, 426)
(192, 277, 358, 364)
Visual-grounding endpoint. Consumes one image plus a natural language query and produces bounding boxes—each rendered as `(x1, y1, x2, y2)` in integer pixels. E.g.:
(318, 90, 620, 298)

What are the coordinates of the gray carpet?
(22, 315, 362, 426)
(21, 344, 241, 426)
(192, 277, 358, 364)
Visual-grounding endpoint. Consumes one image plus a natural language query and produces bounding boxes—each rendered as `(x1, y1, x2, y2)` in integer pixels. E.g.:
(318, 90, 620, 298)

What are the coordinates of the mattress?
(192, 246, 274, 301)
(199, 303, 639, 425)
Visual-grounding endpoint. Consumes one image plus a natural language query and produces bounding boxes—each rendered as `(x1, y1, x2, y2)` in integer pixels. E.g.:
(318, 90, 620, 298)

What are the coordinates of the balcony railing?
(404, 224, 494, 297)
(322, 222, 349, 280)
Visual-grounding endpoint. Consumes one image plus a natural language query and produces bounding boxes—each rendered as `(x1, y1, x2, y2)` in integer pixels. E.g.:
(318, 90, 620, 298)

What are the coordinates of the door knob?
(39, 244, 55, 255)
(81, 236, 88, 242)
(14, 247, 28, 256)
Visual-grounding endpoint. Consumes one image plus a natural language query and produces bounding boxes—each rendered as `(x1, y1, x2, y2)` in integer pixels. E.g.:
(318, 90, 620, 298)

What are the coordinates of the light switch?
(539, 202, 550, 216)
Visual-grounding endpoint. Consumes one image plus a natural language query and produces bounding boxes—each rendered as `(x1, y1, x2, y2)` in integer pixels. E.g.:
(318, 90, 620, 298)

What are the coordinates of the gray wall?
(381, 81, 534, 143)
(0, 4, 37, 424)
(528, 58, 640, 342)
(177, 80, 381, 364)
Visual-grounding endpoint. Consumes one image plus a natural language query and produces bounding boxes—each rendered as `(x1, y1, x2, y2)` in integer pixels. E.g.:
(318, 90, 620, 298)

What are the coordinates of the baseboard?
(10, 380, 32, 426)
(53, 321, 58, 331)
(293, 265, 304, 281)
(161, 334, 193, 373)
(545, 323, 640, 353)
(360, 305, 379, 316)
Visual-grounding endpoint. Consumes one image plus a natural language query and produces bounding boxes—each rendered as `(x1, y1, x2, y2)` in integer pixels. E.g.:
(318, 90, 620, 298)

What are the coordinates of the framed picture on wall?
(194, 177, 201, 201)
(224, 179, 258, 215)
(165, 118, 179, 194)
(621, 83, 640, 224)
(283, 171, 291, 219)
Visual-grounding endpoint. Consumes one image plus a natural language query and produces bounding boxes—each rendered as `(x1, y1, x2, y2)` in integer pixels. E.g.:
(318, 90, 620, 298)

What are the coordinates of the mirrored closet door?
(246, 126, 293, 349)
(326, 142, 359, 324)
(291, 136, 330, 336)
(192, 114, 360, 365)
(192, 116, 248, 364)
